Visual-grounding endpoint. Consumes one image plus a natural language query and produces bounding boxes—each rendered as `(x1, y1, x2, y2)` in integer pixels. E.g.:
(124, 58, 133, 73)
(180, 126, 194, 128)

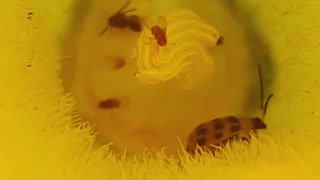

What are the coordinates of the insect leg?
(100, 25, 109, 36)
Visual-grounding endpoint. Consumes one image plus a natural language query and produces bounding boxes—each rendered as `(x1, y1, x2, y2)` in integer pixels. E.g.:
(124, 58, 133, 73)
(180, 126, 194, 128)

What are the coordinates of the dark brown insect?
(100, 1, 142, 35)
(98, 98, 121, 109)
(186, 64, 274, 156)
(217, 36, 223, 45)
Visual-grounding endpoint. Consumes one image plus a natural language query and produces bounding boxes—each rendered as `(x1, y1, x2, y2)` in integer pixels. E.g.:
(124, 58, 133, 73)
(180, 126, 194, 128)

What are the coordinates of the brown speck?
(112, 57, 125, 69)
(217, 36, 224, 45)
(98, 98, 120, 109)
(106, 56, 126, 70)
(27, 11, 33, 19)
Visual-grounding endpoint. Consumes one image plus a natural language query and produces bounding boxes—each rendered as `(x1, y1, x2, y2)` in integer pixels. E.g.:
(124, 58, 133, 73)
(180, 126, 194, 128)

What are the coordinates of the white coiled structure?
(131, 9, 221, 89)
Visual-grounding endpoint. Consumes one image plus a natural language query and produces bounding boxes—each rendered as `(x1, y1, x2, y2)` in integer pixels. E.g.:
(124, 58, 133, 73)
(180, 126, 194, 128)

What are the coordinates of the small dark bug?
(100, 1, 142, 35)
(216, 36, 223, 45)
(146, 16, 167, 46)
(98, 98, 121, 109)
(151, 25, 167, 46)
(186, 64, 274, 155)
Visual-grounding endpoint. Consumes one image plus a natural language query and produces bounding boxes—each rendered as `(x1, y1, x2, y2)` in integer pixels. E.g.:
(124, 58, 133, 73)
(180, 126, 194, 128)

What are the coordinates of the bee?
(150, 16, 167, 46)
(100, 1, 142, 35)
(185, 64, 274, 155)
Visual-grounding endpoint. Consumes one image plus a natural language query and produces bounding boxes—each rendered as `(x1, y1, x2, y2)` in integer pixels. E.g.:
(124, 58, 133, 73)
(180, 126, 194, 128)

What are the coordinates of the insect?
(185, 64, 274, 155)
(100, 1, 142, 35)
(98, 98, 121, 109)
(216, 36, 224, 45)
(151, 26, 167, 46)
(149, 16, 167, 46)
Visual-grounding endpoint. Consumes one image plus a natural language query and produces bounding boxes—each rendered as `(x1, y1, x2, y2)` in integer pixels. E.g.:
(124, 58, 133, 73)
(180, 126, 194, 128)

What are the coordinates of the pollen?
(131, 9, 221, 89)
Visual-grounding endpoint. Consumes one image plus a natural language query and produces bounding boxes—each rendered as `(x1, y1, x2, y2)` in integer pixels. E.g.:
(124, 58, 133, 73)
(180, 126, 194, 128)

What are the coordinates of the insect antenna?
(257, 64, 274, 118)
(116, 1, 134, 15)
(263, 93, 273, 117)
(121, 8, 136, 14)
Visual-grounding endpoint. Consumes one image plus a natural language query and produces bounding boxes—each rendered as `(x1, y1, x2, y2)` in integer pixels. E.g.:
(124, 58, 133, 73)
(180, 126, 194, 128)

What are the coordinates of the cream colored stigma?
(131, 9, 221, 89)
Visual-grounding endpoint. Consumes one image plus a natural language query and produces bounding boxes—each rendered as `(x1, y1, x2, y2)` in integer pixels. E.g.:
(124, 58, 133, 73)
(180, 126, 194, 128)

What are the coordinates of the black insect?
(100, 1, 142, 35)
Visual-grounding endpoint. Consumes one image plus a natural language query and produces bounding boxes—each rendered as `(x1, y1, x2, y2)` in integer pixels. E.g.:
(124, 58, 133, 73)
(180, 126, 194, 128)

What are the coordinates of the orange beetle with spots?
(186, 64, 274, 155)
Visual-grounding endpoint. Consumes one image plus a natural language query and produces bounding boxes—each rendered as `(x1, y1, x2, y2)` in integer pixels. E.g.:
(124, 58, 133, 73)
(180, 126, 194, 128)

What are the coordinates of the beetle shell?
(186, 116, 267, 155)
